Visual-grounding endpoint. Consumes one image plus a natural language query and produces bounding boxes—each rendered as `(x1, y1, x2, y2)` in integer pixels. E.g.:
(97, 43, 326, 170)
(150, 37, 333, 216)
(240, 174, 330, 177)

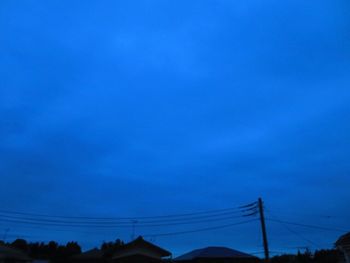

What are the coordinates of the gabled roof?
(113, 236, 171, 259)
(336, 232, 350, 246)
(174, 247, 257, 261)
(0, 244, 31, 261)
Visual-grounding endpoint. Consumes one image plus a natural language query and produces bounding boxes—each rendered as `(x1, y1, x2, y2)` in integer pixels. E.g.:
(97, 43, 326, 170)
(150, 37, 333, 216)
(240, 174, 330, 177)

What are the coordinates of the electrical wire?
(275, 220, 322, 248)
(265, 211, 323, 248)
(267, 218, 348, 232)
(143, 219, 258, 237)
(0, 214, 244, 228)
(0, 206, 242, 220)
(0, 210, 242, 225)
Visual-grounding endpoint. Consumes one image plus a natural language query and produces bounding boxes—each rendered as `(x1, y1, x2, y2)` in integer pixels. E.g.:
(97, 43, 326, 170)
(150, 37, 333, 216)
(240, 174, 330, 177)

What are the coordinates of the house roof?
(336, 232, 350, 247)
(0, 244, 31, 261)
(174, 247, 258, 261)
(112, 236, 171, 259)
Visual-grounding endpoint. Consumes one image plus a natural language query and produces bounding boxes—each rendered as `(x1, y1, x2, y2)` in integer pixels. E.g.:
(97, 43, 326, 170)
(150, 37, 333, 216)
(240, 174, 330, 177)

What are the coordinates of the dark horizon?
(0, 197, 347, 256)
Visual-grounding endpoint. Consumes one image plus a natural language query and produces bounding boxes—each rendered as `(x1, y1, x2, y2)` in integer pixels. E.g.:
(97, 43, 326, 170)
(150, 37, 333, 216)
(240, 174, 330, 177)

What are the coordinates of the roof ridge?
(174, 246, 257, 261)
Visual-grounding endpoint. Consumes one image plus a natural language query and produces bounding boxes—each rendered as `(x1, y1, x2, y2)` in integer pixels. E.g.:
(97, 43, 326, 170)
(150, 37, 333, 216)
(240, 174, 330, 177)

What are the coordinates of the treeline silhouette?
(270, 249, 340, 263)
(0, 238, 124, 262)
(0, 238, 340, 263)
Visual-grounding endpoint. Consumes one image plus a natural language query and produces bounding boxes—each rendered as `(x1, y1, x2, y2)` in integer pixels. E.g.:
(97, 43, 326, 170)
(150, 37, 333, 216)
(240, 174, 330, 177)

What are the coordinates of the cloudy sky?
(1, 0, 350, 257)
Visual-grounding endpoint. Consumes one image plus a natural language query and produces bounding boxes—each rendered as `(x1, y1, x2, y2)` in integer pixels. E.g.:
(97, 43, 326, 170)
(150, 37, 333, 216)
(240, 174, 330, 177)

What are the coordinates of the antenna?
(3, 228, 10, 242)
(131, 220, 138, 240)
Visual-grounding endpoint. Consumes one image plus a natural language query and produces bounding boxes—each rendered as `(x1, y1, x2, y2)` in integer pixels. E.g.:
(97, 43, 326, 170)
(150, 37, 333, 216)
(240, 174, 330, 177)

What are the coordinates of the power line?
(275, 220, 322, 248)
(0, 206, 242, 221)
(0, 223, 119, 235)
(267, 218, 348, 233)
(0, 202, 259, 240)
(0, 218, 258, 240)
(238, 201, 258, 209)
(0, 210, 242, 225)
(0, 214, 244, 228)
(265, 211, 323, 249)
(143, 219, 258, 237)
(265, 209, 348, 220)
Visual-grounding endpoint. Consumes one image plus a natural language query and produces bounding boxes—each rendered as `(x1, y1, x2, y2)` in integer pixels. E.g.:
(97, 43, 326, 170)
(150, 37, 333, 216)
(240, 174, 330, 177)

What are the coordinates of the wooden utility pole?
(258, 198, 269, 262)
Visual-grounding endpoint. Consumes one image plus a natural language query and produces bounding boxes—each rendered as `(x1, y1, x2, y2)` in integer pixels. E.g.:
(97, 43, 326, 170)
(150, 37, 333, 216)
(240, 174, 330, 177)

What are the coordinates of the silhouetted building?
(112, 236, 171, 263)
(71, 236, 171, 263)
(174, 247, 260, 263)
(336, 232, 350, 263)
(0, 244, 32, 263)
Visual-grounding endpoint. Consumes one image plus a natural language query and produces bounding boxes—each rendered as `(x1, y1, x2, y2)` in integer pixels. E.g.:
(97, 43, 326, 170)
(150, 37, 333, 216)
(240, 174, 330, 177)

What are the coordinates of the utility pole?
(239, 198, 270, 262)
(258, 198, 269, 262)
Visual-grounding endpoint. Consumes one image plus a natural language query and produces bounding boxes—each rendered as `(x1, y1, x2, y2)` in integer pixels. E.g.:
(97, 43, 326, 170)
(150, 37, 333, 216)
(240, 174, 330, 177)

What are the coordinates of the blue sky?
(1, 0, 350, 257)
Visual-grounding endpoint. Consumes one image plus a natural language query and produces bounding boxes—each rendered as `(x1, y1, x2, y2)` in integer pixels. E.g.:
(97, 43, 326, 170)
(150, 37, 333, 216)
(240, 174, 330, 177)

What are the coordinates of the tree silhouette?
(11, 239, 28, 252)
